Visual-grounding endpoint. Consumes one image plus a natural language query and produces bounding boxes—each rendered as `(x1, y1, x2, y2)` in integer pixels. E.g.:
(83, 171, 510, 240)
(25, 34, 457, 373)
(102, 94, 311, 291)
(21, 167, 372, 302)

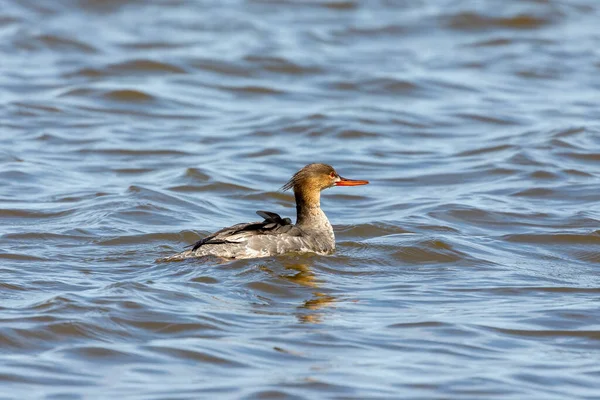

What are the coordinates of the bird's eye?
(330, 172, 336, 178)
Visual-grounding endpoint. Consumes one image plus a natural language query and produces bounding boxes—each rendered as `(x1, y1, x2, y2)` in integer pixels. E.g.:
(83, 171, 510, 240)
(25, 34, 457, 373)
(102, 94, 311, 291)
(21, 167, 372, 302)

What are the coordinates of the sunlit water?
(1, 0, 599, 398)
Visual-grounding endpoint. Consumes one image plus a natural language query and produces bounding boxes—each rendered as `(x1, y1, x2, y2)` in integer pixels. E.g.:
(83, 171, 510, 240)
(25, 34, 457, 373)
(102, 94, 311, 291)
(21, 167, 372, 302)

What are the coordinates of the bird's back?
(164, 211, 334, 260)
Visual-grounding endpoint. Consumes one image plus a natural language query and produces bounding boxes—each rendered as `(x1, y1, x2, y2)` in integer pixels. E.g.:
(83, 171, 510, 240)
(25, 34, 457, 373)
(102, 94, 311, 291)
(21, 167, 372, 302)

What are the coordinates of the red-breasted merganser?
(165, 163, 368, 260)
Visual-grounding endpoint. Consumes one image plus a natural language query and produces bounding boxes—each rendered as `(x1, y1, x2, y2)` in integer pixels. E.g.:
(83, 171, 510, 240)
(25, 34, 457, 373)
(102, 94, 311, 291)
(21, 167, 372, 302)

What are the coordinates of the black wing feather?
(187, 210, 297, 252)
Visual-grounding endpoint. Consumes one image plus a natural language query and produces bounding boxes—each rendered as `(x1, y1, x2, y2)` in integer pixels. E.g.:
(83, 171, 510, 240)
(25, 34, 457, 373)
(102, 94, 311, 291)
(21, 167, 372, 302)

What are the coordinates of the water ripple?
(1, 0, 600, 397)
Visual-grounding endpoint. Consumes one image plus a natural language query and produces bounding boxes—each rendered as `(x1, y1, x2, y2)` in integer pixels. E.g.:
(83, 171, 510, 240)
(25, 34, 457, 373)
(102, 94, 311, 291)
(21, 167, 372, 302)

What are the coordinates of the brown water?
(1, 0, 600, 398)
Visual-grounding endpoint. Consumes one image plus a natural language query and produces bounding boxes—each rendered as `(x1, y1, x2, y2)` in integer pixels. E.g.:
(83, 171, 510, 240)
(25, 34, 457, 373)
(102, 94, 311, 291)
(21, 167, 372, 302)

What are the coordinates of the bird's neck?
(294, 187, 335, 252)
(295, 189, 329, 229)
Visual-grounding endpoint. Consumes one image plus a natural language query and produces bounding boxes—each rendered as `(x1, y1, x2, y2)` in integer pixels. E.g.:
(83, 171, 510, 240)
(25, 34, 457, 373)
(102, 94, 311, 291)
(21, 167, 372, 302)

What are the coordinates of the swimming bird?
(165, 163, 368, 260)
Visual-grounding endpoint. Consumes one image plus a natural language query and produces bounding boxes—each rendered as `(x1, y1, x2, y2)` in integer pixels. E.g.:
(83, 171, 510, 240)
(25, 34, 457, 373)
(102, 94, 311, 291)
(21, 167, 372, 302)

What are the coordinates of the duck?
(165, 163, 368, 260)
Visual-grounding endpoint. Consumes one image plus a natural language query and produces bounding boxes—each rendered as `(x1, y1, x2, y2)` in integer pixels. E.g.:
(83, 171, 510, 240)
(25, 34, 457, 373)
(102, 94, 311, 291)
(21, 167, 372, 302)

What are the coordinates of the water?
(1, 0, 600, 398)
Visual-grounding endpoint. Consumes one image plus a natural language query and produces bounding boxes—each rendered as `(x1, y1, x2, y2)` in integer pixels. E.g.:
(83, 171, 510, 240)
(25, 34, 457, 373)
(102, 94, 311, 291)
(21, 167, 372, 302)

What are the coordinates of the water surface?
(1, 0, 600, 398)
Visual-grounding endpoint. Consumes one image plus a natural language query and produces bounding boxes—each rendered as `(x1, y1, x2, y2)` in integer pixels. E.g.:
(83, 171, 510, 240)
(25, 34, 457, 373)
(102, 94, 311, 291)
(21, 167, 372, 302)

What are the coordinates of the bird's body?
(165, 163, 368, 260)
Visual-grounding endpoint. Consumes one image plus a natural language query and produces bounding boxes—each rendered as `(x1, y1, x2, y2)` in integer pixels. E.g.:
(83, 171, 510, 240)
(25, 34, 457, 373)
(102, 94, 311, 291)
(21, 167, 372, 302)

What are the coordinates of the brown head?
(281, 163, 369, 194)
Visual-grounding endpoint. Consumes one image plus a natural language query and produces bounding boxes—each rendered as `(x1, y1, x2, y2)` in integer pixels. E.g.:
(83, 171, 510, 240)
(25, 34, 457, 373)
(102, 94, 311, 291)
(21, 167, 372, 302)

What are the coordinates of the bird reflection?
(279, 262, 336, 324)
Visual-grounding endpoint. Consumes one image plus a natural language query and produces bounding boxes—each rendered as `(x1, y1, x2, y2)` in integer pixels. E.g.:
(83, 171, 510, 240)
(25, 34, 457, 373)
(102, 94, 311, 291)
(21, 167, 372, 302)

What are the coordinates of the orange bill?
(335, 176, 369, 186)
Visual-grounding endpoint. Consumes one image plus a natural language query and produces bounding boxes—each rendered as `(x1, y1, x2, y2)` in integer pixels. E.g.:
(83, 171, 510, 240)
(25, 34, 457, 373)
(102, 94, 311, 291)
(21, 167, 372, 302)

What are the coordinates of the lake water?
(1, 0, 599, 398)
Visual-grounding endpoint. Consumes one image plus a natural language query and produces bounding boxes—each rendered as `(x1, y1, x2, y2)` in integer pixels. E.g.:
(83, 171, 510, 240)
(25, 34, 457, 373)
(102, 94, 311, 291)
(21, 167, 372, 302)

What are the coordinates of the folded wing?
(188, 210, 300, 252)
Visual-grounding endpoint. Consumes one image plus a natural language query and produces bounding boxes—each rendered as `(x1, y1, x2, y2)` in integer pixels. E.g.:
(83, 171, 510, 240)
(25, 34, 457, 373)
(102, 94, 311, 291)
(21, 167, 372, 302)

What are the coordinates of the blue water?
(1, 0, 600, 398)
